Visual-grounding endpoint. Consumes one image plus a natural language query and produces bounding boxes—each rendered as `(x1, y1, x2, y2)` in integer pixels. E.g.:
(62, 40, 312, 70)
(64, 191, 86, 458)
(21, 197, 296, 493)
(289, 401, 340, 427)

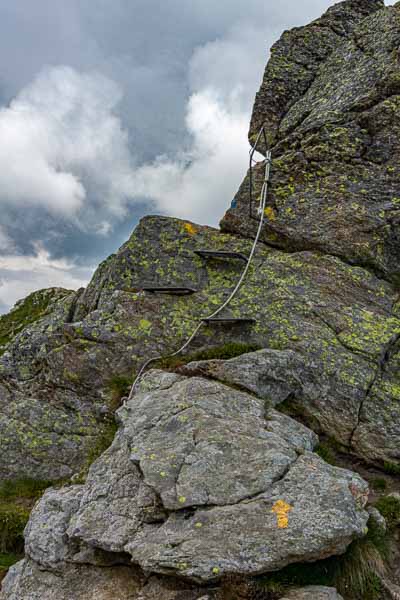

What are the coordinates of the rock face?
(221, 0, 400, 283)
(1, 1, 400, 598)
(1, 371, 369, 597)
(2, 212, 400, 480)
(279, 588, 344, 600)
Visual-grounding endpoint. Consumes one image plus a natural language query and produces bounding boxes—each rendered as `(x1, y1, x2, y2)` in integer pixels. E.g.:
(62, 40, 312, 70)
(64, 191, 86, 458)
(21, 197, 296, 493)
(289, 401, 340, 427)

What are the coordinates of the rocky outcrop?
(2, 1, 400, 597)
(279, 588, 344, 600)
(0, 287, 74, 355)
(1, 371, 369, 597)
(221, 0, 400, 282)
(2, 212, 400, 480)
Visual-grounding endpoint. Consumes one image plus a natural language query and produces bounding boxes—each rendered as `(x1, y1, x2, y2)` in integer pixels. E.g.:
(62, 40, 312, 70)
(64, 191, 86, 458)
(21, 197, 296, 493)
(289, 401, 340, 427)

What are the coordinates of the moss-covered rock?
(221, 1, 400, 283)
(2, 212, 400, 479)
(0, 288, 73, 356)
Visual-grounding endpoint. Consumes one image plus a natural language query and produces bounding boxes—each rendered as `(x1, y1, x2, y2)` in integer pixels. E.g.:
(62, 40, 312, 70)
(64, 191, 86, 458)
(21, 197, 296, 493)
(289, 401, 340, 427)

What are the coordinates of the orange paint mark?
(184, 222, 197, 235)
(271, 499, 293, 529)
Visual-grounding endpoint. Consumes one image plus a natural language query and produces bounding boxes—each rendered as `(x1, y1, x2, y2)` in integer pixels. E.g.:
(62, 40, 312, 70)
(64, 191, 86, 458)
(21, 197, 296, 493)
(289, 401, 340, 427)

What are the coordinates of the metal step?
(202, 317, 256, 325)
(194, 250, 248, 262)
(142, 287, 197, 296)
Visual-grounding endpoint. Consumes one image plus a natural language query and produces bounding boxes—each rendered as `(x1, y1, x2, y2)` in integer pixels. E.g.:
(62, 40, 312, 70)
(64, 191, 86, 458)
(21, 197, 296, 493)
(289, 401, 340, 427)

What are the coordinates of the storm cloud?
(0, 0, 395, 311)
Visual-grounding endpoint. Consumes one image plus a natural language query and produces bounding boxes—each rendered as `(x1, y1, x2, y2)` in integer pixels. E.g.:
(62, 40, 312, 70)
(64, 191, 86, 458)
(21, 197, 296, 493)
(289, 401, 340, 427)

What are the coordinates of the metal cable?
(127, 128, 271, 400)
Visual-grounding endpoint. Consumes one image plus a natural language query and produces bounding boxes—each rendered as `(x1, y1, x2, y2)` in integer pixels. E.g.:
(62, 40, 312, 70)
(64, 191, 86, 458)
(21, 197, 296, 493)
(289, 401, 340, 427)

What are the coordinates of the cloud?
(0, 66, 135, 223)
(132, 89, 249, 225)
(0, 243, 92, 312)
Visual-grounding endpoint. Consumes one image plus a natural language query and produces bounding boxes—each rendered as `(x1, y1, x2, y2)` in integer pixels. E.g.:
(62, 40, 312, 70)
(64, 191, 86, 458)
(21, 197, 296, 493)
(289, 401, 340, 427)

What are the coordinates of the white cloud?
(129, 19, 273, 226)
(0, 66, 135, 222)
(132, 88, 250, 225)
(0, 244, 92, 312)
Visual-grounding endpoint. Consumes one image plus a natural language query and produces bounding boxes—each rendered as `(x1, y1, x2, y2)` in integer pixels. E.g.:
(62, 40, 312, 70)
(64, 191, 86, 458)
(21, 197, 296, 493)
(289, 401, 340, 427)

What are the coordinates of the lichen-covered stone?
(2, 210, 400, 479)
(221, 1, 400, 282)
(7, 371, 368, 589)
(279, 587, 344, 600)
(0, 559, 142, 600)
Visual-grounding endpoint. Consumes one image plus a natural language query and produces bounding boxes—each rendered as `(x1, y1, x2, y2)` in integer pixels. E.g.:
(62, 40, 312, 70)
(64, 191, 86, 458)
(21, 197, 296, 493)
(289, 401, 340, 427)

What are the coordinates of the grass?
(374, 495, 400, 530)
(0, 552, 22, 581)
(315, 443, 337, 465)
(314, 436, 345, 466)
(0, 503, 30, 554)
(370, 478, 388, 493)
(74, 417, 118, 484)
(258, 514, 389, 600)
(383, 461, 400, 476)
(0, 478, 53, 501)
(0, 478, 59, 574)
(106, 374, 133, 408)
(86, 418, 118, 466)
(155, 342, 262, 371)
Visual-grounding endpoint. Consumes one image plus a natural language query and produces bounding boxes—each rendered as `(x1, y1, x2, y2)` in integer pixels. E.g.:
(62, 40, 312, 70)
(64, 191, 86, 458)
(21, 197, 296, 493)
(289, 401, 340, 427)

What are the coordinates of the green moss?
(374, 496, 400, 530)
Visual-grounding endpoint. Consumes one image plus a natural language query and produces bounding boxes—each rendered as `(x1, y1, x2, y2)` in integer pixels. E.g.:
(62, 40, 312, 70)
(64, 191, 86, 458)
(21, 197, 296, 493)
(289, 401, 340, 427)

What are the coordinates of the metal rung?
(142, 287, 197, 296)
(202, 317, 256, 325)
(195, 250, 248, 262)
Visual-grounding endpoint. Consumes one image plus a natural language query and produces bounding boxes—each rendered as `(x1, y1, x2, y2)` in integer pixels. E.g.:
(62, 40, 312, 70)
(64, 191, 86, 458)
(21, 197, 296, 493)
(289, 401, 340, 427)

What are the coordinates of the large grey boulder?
(182, 339, 400, 466)
(0, 559, 142, 600)
(0, 561, 216, 600)
(279, 587, 344, 600)
(3, 371, 369, 593)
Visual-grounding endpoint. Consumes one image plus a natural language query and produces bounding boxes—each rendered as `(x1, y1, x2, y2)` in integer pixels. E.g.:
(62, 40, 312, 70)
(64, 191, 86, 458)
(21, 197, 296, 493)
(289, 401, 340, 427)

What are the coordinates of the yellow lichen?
(264, 206, 277, 221)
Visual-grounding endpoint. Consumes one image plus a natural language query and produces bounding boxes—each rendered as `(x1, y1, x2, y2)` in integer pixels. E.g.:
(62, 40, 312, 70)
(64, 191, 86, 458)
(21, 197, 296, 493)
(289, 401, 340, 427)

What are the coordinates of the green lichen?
(0, 289, 71, 355)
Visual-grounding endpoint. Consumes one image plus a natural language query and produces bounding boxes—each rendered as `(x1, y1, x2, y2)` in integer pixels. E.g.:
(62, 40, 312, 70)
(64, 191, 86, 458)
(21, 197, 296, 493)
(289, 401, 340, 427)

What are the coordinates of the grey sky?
(0, 0, 395, 312)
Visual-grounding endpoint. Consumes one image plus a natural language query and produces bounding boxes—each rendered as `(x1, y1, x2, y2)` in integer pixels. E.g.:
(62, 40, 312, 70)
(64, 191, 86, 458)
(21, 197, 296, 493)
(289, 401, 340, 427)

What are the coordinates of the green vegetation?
(86, 418, 118, 466)
(0, 478, 53, 501)
(0, 478, 54, 575)
(258, 515, 389, 600)
(0, 289, 68, 355)
(315, 443, 336, 465)
(106, 374, 133, 408)
(370, 478, 388, 493)
(0, 503, 30, 555)
(374, 496, 400, 530)
(382, 461, 400, 476)
(74, 417, 118, 484)
(0, 552, 22, 581)
(156, 342, 262, 371)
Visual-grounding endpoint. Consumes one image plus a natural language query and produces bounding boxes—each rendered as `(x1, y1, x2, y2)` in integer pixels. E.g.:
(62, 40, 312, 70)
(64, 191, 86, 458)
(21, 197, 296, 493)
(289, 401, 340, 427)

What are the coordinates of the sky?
(0, 0, 395, 313)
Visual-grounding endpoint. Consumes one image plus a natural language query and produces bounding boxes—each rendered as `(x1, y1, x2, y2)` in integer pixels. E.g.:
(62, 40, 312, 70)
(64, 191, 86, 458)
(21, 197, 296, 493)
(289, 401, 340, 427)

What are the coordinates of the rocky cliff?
(2, 1, 400, 599)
